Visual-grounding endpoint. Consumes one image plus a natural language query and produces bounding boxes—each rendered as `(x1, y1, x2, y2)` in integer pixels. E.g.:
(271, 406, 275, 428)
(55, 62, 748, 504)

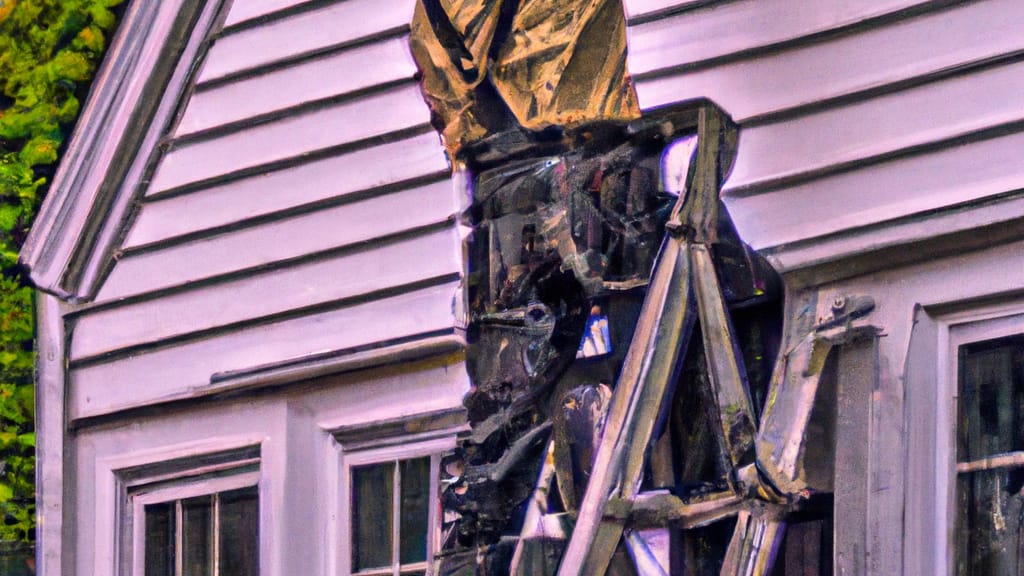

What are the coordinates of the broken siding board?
(97, 180, 457, 302)
(633, 0, 1024, 121)
(198, 0, 416, 83)
(627, 0, 933, 76)
(724, 126, 1024, 253)
(148, 83, 430, 193)
(125, 133, 447, 248)
(177, 35, 418, 137)
(70, 227, 461, 360)
(68, 280, 461, 421)
(725, 58, 1024, 194)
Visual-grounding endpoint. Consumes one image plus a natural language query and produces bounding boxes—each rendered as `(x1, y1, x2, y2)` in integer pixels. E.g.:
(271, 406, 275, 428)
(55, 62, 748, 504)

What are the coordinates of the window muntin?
(956, 333, 1024, 575)
(350, 456, 438, 576)
(131, 471, 259, 576)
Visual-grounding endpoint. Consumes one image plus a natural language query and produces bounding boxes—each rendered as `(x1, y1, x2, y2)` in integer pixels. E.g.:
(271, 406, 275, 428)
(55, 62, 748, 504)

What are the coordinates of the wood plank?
(149, 83, 431, 193)
(634, 0, 1024, 121)
(833, 341, 874, 576)
(72, 227, 460, 360)
(177, 35, 417, 136)
(627, 0, 930, 75)
(223, 0, 311, 27)
(768, 192, 1024, 277)
(69, 281, 461, 420)
(723, 126, 1024, 253)
(726, 59, 1024, 193)
(98, 180, 457, 301)
(623, 0, 711, 21)
(199, 0, 416, 83)
(127, 133, 447, 247)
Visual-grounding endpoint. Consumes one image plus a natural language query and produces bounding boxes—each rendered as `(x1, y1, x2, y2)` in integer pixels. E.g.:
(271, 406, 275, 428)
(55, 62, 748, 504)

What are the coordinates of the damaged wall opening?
(425, 108, 845, 575)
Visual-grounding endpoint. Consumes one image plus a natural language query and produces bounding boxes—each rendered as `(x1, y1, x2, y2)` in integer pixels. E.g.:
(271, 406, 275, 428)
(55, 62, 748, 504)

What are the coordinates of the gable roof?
(19, 0, 228, 301)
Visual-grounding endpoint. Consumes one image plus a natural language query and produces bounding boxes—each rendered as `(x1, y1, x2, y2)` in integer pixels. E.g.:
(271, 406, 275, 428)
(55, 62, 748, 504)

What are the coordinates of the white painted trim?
(328, 423, 458, 576)
(93, 436, 266, 576)
(909, 298, 1024, 576)
(20, 0, 228, 300)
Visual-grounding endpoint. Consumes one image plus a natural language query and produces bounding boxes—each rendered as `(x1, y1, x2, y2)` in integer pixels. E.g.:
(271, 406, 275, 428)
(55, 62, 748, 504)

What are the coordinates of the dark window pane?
(958, 336, 1024, 462)
(957, 335, 1024, 575)
(399, 457, 431, 564)
(956, 469, 1024, 575)
(219, 486, 259, 576)
(353, 463, 395, 570)
(182, 496, 213, 576)
(145, 503, 175, 576)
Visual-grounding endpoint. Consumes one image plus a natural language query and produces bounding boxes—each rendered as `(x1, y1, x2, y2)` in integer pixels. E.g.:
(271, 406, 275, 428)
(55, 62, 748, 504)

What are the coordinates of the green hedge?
(0, 0, 123, 546)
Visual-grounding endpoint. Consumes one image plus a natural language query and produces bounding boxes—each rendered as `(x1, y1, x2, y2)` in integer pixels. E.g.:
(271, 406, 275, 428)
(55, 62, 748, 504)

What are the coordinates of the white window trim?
(93, 436, 265, 576)
(927, 301, 1024, 575)
(129, 470, 260, 576)
(327, 417, 462, 576)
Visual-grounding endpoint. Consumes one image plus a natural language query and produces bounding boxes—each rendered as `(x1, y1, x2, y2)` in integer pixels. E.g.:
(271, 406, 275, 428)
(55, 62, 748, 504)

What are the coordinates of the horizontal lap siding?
(68, 281, 462, 420)
(627, 0, 1024, 270)
(77, 0, 463, 418)
(202, 0, 416, 82)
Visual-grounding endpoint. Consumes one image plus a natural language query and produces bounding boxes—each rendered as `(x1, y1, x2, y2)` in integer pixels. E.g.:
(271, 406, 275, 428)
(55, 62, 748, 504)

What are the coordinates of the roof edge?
(19, 0, 228, 302)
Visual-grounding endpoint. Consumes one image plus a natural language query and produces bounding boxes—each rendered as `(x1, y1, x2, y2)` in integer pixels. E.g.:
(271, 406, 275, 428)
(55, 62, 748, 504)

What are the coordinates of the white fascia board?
(19, 0, 226, 302)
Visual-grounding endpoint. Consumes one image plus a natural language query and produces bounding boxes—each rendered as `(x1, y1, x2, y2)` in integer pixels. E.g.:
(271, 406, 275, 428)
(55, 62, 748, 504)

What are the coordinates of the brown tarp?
(409, 0, 641, 157)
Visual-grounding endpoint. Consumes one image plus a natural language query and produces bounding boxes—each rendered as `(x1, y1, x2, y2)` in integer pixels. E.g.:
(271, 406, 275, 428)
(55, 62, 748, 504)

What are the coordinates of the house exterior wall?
(30, 0, 1024, 574)
(625, 1, 1024, 574)
(65, 0, 465, 421)
(39, 0, 471, 574)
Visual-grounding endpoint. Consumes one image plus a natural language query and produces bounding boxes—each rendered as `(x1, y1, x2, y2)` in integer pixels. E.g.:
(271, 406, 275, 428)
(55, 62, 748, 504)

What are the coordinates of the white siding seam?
(760, 188, 1024, 258)
(726, 118, 1024, 198)
(126, 172, 449, 255)
(628, 0, 952, 80)
(147, 123, 435, 200)
(79, 218, 456, 312)
(197, 24, 410, 91)
(740, 49, 1024, 128)
(171, 77, 419, 149)
(218, 0, 339, 35)
(626, 0, 730, 26)
(68, 272, 463, 367)
(207, 330, 464, 388)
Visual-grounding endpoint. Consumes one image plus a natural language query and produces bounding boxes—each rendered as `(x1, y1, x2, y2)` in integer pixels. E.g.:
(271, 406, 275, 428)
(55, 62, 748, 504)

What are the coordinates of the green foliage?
(0, 0, 124, 546)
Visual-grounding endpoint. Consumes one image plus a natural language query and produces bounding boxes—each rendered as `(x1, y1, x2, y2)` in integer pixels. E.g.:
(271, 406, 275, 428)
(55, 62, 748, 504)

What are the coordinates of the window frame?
(129, 470, 260, 576)
(332, 413, 463, 576)
(99, 441, 264, 576)
(933, 303, 1024, 575)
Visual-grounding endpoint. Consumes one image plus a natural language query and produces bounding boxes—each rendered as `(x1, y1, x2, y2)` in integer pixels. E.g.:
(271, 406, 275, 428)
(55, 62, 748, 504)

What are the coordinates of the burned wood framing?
(432, 92, 875, 574)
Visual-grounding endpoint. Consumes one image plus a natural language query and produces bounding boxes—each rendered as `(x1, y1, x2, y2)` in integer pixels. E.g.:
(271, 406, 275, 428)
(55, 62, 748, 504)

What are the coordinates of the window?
(122, 450, 261, 576)
(955, 333, 1024, 575)
(334, 409, 463, 576)
(141, 485, 258, 576)
(350, 457, 438, 576)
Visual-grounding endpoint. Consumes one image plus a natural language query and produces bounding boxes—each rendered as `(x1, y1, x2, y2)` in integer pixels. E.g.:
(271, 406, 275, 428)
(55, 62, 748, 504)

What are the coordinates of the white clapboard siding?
(177, 35, 418, 136)
(627, 0, 930, 75)
(627, 0, 1024, 273)
(725, 128, 1024, 252)
(124, 132, 447, 248)
(223, 0, 311, 28)
(632, 0, 1024, 121)
(97, 180, 456, 301)
(71, 227, 460, 361)
(199, 0, 416, 83)
(68, 281, 461, 420)
(624, 0, 708, 21)
(149, 83, 430, 193)
(725, 59, 1024, 194)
